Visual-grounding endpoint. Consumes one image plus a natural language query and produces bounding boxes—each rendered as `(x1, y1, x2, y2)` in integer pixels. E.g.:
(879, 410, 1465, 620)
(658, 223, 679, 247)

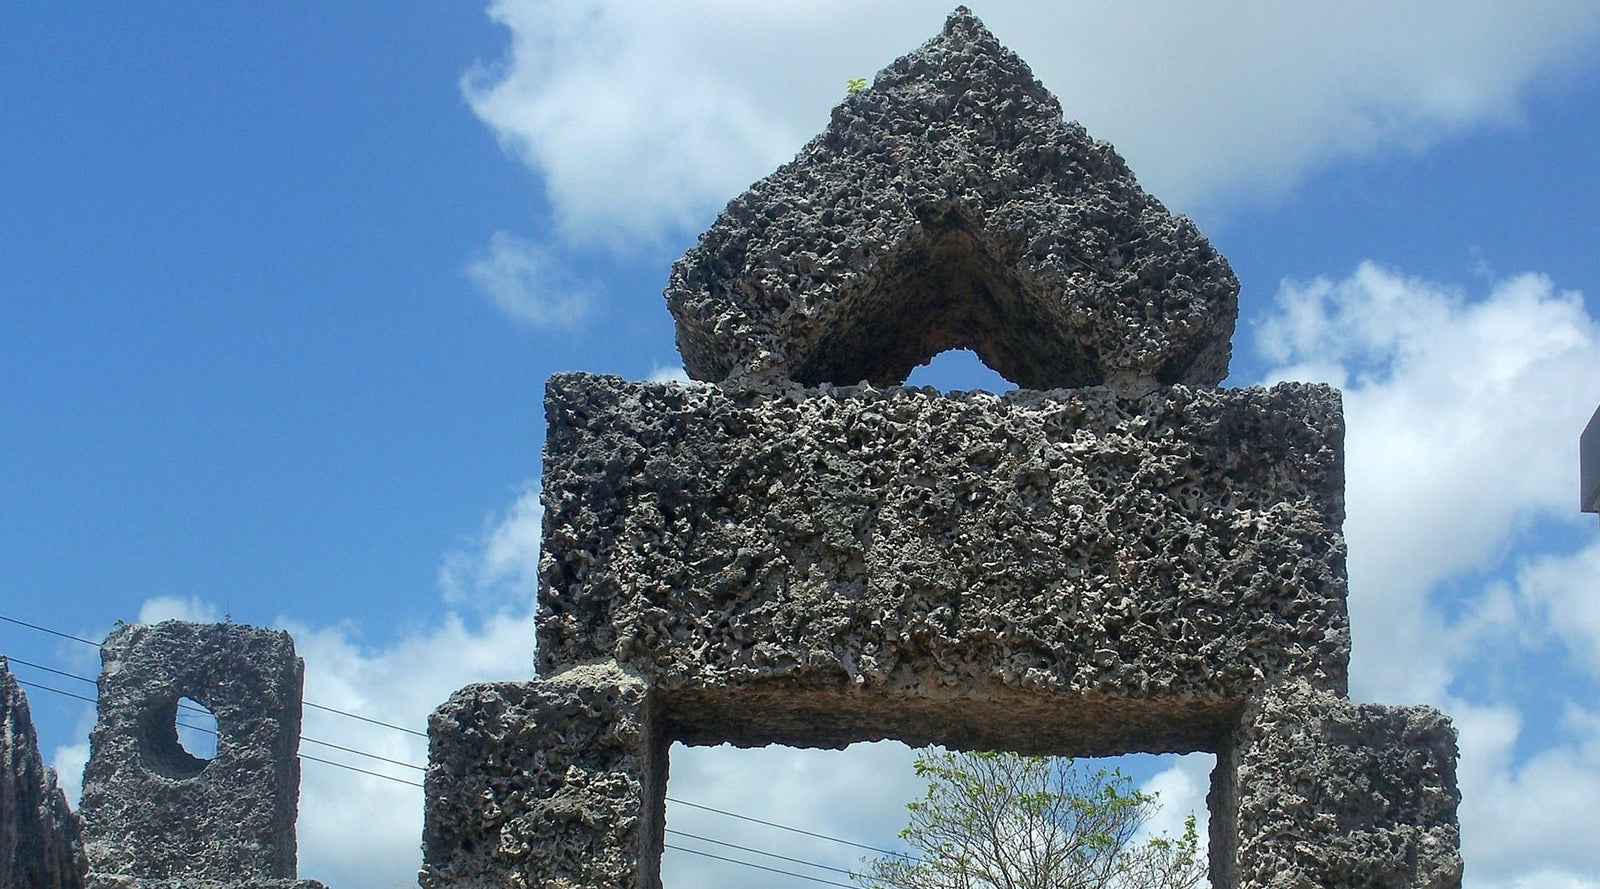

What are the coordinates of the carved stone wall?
(78, 621, 324, 889)
(423, 8, 1461, 889)
(1, 656, 88, 889)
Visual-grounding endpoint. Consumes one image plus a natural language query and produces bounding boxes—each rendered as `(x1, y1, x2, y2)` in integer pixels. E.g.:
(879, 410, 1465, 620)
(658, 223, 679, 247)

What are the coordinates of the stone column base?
(421, 663, 665, 889)
(1224, 682, 1462, 889)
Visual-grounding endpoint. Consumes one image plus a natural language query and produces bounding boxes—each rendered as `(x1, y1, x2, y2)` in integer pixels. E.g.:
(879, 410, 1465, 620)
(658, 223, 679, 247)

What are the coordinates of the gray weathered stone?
(1223, 682, 1462, 889)
(78, 622, 315, 887)
(84, 879, 327, 889)
(421, 664, 664, 889)
(1, 656, 88, 889)
(666, 7, 1237, 394)
(421, 7, 1461, 887)
(538, 374, 1348, 753)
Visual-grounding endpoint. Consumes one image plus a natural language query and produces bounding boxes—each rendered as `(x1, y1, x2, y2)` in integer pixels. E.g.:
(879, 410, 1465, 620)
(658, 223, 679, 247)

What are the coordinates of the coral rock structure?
(78, 622, 325, 889)
(1, 657, 88, 889)
(425, 8, 1461, 888)
(665, 8, 1237, 395)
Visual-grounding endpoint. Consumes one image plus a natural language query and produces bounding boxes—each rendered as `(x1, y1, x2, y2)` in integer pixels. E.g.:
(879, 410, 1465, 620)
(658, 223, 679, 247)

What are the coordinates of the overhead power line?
(666, 828, 857, 876)
(3, 613, 920, 873)
(667, 797, 912, 860)
(665, 843, 860, 889)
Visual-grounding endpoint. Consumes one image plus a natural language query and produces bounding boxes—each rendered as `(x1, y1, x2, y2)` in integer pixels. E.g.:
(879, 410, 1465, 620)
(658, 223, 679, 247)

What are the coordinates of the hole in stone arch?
(904, 348, 1017, 394)
(661, 741, 1216, 886)
(137, 694, 216, 779)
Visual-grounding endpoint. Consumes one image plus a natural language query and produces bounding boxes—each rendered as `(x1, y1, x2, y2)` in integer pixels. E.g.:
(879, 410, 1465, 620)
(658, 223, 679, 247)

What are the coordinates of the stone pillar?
(1228, 682, 1462, 889)
(1, 656, 88, 889)
(78, 621, 318, 887)
(421, 663, 665, 889)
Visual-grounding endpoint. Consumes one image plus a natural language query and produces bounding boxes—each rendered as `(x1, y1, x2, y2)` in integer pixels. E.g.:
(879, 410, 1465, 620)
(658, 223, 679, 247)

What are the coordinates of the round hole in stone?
(137, 695, 216, 779)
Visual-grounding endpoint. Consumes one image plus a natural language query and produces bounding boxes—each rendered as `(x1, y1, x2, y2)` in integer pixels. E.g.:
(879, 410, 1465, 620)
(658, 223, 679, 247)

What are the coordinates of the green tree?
(855, 750, 1207, 889)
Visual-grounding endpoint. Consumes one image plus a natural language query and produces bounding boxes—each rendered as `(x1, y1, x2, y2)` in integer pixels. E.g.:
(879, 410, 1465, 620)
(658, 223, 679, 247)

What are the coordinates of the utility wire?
(0, 615, 100, 647)
(3, 614, 427, 738)
(668, 797, 913, 860)
(305, 700, 428, 738)
(5, 656, 96, 686)
(4, 614, 917, 866)
(664, 843, 860, 889)
(13, 665, 891, 886)
(666, 828, 857, 876)
(15, 678, 97, 707)
(6, 660, 425, 774)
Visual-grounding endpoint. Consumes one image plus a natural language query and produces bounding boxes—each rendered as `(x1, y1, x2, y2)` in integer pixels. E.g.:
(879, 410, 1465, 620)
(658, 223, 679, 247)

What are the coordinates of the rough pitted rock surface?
(84, 879, 328, 889)
(1229, 682, 1462, 889)
(79, 622, 306, 884)
(422, 665, 664, 889)
(666, 7, 1237, 393)
(2, 657, 88, 889)
(539, 374, 1348, 752)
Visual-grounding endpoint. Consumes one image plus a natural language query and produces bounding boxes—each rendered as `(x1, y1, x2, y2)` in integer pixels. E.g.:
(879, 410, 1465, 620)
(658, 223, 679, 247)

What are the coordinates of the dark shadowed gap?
(662, 741, 1216, 888)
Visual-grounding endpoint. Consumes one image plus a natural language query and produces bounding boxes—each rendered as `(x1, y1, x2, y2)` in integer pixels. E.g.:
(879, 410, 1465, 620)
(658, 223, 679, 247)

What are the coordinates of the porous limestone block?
(666, 8, 1237, 393)
(79, 622, 305, 884)
(421, 664, 665, 889)
(539, 374, 1349, 754)
(2, 657, 88, 889)
(84, 879, 327, 889)
(1225, 682, 1462, 889)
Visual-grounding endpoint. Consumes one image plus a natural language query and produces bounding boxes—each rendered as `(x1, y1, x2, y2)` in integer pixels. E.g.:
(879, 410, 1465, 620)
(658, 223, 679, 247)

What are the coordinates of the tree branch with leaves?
(854, 750, 1206, 889)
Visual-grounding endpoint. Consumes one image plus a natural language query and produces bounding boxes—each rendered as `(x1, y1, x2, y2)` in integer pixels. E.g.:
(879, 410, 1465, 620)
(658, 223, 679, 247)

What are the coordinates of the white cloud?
(1257, 263, 1600, 703)
(50, 741, 90, 810)
(465, 230, 589, 326)
(1255, 262, 1600, 887)
(287, 609, 536, 888)
(1452, 699, 1600, 888)
(647, 363, 692, 384)
(1509, 536, 1600, 678)
(464, 1, 1600, 244)
(664, 741, 920, 886)
(438, 480, 543, 609)
(1138, 753, 1213, 873)
(136, 595, 222, 624)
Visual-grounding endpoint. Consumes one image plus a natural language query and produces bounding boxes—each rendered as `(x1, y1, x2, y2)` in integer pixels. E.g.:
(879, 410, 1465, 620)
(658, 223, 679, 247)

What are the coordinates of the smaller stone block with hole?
(1221, 682, 1462, 889)
(78, 621, 314, 886)
(421, 664, 665, 889)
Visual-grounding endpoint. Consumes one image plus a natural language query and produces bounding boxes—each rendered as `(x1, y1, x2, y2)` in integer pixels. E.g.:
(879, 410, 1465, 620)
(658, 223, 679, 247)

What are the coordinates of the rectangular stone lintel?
(1224, 682, 1462, 889)
(421, 664, 665, 889)
(539, 374, 1351, 743)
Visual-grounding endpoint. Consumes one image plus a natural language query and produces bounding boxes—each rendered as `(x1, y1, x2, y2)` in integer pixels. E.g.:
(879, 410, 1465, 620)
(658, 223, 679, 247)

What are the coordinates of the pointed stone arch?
(666, 7, 1239, 392)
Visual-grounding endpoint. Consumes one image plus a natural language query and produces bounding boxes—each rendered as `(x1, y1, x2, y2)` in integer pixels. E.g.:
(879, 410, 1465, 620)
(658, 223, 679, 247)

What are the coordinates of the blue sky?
(4, 3, 1600, 887)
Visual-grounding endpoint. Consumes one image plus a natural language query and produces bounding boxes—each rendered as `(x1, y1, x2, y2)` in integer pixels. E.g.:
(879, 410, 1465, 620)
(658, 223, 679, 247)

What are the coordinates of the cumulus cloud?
(647, 363, 693, 384)
(1254, 262, 1600, 887)
(465, 230, 590, 326)
(1451, 699, 1600, 887)
(463, 0, 1600, 244)
(136, 595, 222, 624)
(1509, 536, 1600, 678)
(289, 609, 535, 888)
(438, 480, 544, 609)
(664, 741, 921, 886)
(1137, 753, 1214, 870)
(1257, 262, 1600, 703)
